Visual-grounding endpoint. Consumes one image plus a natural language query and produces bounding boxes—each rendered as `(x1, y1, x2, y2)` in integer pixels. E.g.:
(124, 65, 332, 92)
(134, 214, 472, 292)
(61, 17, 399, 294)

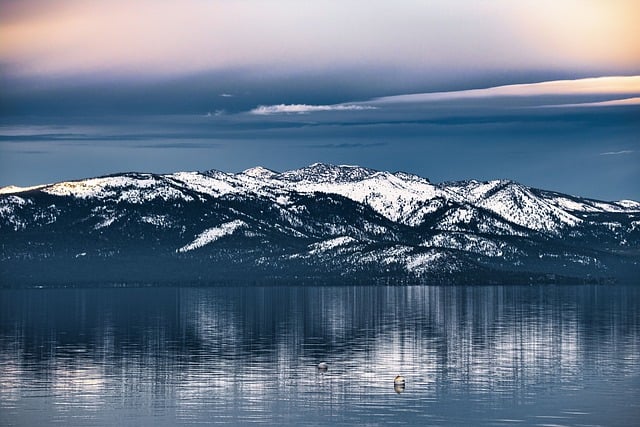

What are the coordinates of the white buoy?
(317, 362, 329, 371)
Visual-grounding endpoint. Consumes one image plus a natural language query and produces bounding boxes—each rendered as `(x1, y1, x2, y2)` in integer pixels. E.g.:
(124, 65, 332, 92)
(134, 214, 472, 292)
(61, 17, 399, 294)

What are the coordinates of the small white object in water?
(317, 362, 329, 370)
(394, 375, 405, 385)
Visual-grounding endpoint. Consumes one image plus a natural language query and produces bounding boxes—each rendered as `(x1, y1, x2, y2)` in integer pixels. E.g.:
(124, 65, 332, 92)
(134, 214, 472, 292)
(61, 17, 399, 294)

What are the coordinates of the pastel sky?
(2, 0, 639, 77)
(1, 0, 639, 200)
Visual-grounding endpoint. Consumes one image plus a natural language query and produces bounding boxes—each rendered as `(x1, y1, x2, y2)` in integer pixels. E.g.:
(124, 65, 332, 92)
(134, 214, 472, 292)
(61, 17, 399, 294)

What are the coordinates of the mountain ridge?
(1, 163, 639, 286)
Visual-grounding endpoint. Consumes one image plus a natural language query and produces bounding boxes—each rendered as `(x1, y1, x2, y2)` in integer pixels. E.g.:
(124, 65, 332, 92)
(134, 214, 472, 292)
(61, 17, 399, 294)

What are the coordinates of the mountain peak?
(279, 163, 379, 183)
(393, 171, 431, 184)
(241, 166, 278, 179)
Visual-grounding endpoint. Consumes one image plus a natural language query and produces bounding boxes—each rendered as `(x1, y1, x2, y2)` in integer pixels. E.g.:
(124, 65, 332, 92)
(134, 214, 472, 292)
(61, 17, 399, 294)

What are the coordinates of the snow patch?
(405, 251, 447, 273)
(94, 216, 119, 229)
(0, 185, 46, 195)
(422, 233, 504, 257)
(168, 172, 237, 196)
(0, 195, 29, 212)
(0, 196, 34, 230)
(308, 236, 357, 253)
(616, 200, 640, 210)
(551, 197, 601, 212)
(358, 245, 413, 266)
(177, 220, 247, 252)
(44, 175, 193, 203)
(141, 215, 171, 228)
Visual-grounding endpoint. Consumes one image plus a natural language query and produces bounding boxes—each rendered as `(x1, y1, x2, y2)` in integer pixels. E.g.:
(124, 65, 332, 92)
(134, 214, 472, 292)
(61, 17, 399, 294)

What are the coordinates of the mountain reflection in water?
(1, 285, 639, 426)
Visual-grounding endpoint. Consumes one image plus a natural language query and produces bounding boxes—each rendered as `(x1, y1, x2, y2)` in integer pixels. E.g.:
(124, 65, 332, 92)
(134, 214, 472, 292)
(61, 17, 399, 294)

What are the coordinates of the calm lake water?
(1, 285, 639, 426)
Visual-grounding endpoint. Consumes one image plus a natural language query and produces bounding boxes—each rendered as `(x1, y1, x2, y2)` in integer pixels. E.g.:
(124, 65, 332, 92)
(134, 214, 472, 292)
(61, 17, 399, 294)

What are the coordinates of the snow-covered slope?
(1, 163, 639, 285)
(443, 180, 582, 233)
(9, 164, 635, 235)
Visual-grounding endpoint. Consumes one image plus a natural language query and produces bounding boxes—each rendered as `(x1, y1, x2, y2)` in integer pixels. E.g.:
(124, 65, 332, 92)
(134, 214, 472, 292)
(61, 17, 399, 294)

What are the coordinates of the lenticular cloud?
(250, 104, 377, 115)
(249, 76, 640, 115)
(369, 76, 640, 104)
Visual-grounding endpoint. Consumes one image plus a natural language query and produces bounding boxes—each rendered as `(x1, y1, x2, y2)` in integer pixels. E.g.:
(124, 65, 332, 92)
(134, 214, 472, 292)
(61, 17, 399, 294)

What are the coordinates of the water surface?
(1, 285, 639, 426)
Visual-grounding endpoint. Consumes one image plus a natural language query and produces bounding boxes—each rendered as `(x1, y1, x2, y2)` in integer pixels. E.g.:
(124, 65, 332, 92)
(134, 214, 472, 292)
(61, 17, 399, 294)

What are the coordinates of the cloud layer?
(1, 0, 639, 78)
(546, 97, 640, 108)
(250, 104, 376, 115)
(370, 76, 640, 104)
(250, 76, 640, 114)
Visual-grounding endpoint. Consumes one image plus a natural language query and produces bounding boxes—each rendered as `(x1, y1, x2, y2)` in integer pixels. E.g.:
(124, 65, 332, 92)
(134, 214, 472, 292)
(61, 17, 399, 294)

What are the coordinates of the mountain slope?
(1, 164, 639, 286)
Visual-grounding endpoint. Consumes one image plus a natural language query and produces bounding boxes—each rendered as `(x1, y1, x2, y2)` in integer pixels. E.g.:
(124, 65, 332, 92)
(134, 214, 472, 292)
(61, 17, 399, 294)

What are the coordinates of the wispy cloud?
(542, 97, 640, 108)
(369, 76, 640, 105)
(248, 76, 640, 116)
(600, 150, 634, 156)
(250, 104, 377, 115)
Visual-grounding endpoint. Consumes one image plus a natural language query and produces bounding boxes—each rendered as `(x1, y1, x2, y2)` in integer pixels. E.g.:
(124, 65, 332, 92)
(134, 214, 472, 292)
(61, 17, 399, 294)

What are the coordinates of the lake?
(1, 285, 639, 426)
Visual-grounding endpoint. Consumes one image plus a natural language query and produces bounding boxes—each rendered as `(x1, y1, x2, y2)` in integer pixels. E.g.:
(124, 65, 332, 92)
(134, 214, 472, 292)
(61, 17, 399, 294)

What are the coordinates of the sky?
(1, 0, 639, 200)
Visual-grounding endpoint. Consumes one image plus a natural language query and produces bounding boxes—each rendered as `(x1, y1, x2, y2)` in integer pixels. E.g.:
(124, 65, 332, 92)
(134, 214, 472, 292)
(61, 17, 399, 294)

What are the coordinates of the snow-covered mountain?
(1, 163, 639, 286)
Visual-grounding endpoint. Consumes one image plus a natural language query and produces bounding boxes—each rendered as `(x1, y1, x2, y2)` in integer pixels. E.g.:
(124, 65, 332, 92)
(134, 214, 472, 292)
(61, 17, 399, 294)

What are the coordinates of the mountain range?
(1, 163, 639, 286)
